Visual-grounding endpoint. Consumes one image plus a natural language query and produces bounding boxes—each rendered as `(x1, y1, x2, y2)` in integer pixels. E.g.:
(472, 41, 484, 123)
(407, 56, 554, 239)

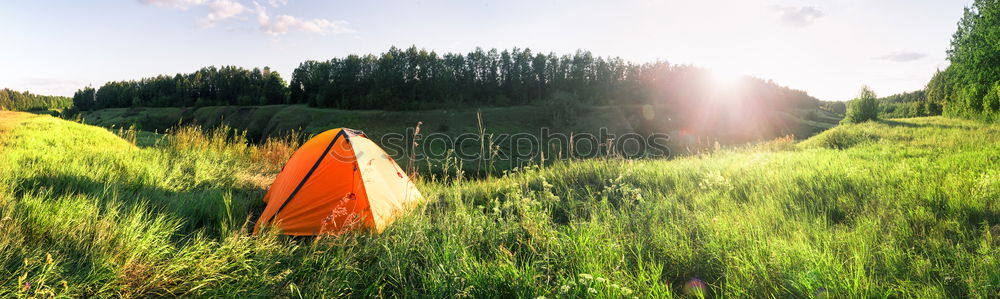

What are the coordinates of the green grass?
(1, 112, 997, 297)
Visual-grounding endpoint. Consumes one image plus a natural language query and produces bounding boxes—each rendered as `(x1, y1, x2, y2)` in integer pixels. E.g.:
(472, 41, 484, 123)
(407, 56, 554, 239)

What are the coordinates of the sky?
(0, 0, 973, 101)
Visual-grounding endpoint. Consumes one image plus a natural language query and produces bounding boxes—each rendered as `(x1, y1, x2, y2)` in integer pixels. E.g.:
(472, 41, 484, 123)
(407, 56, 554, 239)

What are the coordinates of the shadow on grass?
(877, 119, 962, 129)
(13, 172, 267, 240)
(133, 131, 167, 148)
(23, 109, 62, 116)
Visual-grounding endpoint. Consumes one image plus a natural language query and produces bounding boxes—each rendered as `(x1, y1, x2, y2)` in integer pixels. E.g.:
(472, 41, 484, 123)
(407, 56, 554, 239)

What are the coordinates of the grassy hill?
(1, 112, 997, 297)
(78, 104, 840, 142)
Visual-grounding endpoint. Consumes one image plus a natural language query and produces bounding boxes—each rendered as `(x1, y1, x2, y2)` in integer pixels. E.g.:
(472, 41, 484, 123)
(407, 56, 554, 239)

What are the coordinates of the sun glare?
(708, 69, 745, 89)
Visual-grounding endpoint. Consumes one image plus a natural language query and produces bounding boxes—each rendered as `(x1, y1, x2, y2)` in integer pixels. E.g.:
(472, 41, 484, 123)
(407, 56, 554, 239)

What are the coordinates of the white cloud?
(300, 19, 352, 34)
(140, 0, 207, 10)
(875, 51, 927, 62)
(197, 0, 247, 28)
(267, 0, 287, 8)
(253, 1, 353, 35)
(771, 5, 824, 27)
(140, 0, 348, 35)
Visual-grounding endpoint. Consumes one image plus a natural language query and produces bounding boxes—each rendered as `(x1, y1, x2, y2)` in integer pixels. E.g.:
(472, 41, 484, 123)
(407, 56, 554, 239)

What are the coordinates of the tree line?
(290, 47, 642, 109)
(289, 46, 819, 111)
(73, 66, 288, 111)
(878, 90, 941, 118)
(926, 0, 1000, 120)
(0, 88, 73, 111)
(70, 46, 819, 113)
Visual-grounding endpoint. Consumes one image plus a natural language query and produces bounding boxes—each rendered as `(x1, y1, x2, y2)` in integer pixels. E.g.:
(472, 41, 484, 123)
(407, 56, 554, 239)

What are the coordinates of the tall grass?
(0, 113, 997, 297)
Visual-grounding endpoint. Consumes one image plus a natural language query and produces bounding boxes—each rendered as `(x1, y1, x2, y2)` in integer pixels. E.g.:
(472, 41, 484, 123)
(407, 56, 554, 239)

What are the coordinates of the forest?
(0, 89, 72, 111)
(288, 47, 819, 111)
(926, 0, 1000, 120)
(72, 47, 820, 112)
(877, 90, 941, 118)
(72, 66, 288, 111)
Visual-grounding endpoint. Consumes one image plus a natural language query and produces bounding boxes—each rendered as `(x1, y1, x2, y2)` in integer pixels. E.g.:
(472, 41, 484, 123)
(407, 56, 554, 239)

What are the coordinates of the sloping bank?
(79, 104, 838, 145)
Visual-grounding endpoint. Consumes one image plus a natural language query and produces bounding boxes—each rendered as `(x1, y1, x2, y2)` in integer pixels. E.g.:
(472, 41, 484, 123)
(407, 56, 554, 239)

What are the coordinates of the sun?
(708, 68, 745, 89)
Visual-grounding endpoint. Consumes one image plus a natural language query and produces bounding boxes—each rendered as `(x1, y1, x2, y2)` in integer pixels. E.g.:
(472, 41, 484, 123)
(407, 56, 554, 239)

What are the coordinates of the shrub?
(983, 81, 1000, 113)
(842, 86, 879, 124)
(925, 101, 943, 115)
(818, 129, 864, 149)
(753, 134, 796, 152)
(542, 91, 584, 128)
(805, 110, 818, 121)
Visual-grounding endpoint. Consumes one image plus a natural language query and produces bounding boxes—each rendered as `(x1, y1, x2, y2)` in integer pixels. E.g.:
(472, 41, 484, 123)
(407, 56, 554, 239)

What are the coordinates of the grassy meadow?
(0, 111, 998, 297)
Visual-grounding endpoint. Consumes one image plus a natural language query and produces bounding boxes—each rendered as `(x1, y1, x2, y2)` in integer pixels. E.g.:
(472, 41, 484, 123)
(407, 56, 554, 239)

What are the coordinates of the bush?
(805, 110, 818, 121)
(842, 86, 879, 124)
(752, 134, 796, 152)
(983, 81, 1000, 113)
(542, 91, 584, 128)
(925, 101, 943, 115)
(814, 129, 874, 149)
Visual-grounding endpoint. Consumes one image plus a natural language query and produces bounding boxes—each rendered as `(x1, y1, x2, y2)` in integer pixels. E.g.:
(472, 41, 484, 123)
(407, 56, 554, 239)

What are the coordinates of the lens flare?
(642, 104, 655, 120)
(708, 69, 744, 89)
(683, 278, 707, 297)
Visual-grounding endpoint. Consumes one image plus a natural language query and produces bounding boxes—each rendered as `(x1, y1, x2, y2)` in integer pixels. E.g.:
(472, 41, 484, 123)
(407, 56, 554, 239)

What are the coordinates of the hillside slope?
(0, 113, 996, 297)
(79, 104, 840, 142)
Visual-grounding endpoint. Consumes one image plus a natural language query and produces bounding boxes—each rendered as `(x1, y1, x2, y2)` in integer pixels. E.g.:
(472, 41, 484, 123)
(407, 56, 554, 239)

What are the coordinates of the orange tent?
(254, 128, 422, 236)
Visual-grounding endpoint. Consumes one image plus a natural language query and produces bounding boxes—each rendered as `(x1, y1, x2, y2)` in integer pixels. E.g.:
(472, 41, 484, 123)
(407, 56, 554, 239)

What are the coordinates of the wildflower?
(595, 277, 606, 283)
(45, 253, 52, 265)
(23, 282, 30, 291)
(579, 278, 587, 284)
(611, 283, 620, 289)
(535, 296, 546, 299)
(578, 273, 593, 280)
(621, 287, 634, 295)
(587, 287, 597, 294)
(560, 285, 571, 293)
